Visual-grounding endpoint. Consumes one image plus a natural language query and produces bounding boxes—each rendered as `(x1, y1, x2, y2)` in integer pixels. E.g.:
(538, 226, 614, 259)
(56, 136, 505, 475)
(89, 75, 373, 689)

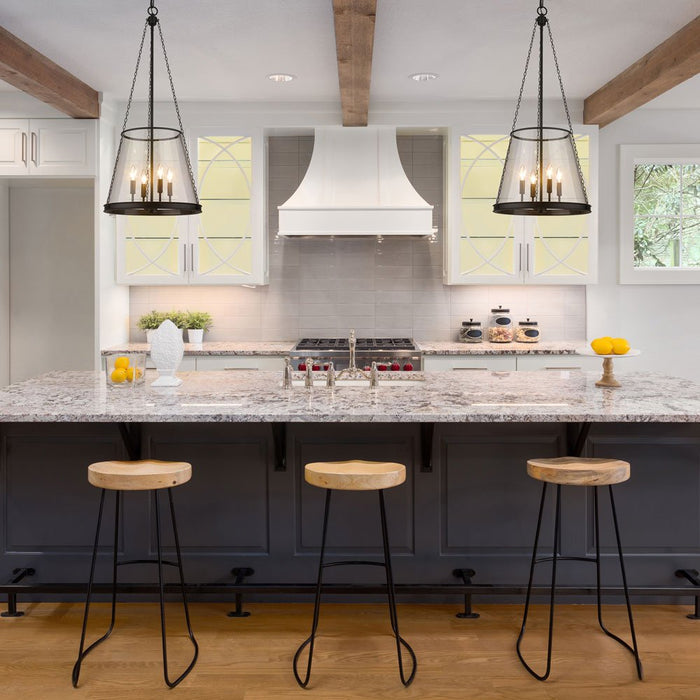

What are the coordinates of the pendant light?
(104, 1, 201, 216)
(494, 1, 590, 216)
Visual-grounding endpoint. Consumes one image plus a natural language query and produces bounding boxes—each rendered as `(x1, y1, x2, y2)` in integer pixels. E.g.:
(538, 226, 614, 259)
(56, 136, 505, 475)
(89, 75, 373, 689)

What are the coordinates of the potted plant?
(165, 310, 188, 336)
(137, 310, 168, 343)
(184, 311, 213, 343)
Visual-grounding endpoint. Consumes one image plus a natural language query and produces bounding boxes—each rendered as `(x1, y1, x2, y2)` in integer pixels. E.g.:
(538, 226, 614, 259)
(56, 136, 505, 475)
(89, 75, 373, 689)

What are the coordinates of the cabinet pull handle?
(518, 243, 522, 272)
(21, 132, 27, 164)
(453, 367, 488, 370)
(183, 243, 187, 273)
(545, 366, 581, 370)
(190, 243, 194, 272)
(30, 132, 37, 165)
(526, 243, 530, 273)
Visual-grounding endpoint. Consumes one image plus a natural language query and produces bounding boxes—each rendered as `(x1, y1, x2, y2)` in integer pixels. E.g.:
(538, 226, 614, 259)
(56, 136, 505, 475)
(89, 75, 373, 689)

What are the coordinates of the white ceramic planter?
(146, 329, 156, 344)
(187, 328, 204, 344)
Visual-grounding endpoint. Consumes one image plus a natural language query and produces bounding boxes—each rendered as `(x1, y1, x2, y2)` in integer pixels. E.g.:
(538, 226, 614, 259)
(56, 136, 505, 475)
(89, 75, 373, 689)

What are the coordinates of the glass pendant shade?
(494, 127, 590, 215)
(494, 2, 590, 217)
(104, 2, 201, 217)
(105, 127, 200, 215)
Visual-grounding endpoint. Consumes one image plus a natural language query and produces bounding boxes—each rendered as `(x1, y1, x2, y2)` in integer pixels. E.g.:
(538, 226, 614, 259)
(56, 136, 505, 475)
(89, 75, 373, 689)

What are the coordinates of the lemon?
(125, 367, 143, 382)
(114, 356, 130, 370)
(611, 338, 630, 355)
(110, 368, 128, 383)
(591, 337, 613, 355)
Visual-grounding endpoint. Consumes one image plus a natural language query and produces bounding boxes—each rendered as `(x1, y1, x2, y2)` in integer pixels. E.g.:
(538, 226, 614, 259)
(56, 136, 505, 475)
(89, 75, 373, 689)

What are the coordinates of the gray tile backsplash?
(129, 135, 585, 342)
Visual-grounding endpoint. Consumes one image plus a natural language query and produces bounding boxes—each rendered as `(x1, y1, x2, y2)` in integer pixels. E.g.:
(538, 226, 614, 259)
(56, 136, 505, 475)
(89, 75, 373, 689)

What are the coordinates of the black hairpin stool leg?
(594, 486, 643, 680)
(379, 489, 417, 687)
(293, 489, 332, 688)
(72, 490, 120, 688)
(155, 488, 199, 689)
(516, 482, 561, 681)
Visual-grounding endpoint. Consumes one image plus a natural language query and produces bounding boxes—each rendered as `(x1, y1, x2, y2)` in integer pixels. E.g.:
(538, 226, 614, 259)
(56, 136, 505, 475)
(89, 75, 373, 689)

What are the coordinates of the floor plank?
(0, 603, 698, 698)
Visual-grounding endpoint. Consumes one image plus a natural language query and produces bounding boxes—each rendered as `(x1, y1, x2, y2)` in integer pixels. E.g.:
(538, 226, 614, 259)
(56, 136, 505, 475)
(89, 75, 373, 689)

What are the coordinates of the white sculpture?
(150, 319, 184, 387)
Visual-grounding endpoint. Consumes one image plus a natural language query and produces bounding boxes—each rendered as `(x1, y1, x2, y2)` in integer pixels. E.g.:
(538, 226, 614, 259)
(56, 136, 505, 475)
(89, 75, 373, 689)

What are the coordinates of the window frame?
(619, 144, 700, 284)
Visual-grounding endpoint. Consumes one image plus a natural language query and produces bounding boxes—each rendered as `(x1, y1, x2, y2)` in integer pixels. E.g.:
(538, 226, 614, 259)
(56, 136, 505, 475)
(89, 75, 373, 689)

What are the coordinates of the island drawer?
(195, 356, 286, 371)
(423, 356, 517, 371)
(516, 355, 601, 371)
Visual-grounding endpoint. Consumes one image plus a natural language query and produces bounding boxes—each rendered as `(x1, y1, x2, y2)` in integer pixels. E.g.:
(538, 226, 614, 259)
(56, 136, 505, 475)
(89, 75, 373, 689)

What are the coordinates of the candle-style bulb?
(129, 165, 137, 181)
(129, 165, 137, 199)
(166, 168, 173, 200)
(518, 165, 527, 199)
(556, 168, 563, 200)
(140, 170, 148, 201)
(546, 164, 553, 180)
(167, 168, 173, 183)
(529, 170, 537, 201)
(156, 163, 164, 199)
(519, 166, 527, 181)
(546, 163, 553, 199)
(556, 168, 562, 183)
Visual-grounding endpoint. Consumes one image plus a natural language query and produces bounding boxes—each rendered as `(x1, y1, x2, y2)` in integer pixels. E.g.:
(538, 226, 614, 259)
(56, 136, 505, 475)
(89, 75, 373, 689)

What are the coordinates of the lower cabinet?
(423, 355, 517, 371)
(2, 422, 699, 596)
(514, 355, 601, 371)
(195, 356, 285, 371)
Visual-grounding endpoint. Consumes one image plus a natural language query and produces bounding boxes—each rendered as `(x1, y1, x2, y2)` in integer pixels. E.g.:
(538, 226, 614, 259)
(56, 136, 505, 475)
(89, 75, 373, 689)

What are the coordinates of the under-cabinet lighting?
(409, 72, 438, 81)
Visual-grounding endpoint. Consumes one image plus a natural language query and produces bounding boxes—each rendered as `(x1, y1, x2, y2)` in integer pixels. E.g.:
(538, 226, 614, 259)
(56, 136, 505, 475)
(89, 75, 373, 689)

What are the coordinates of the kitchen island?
(1, 369, 699, 611)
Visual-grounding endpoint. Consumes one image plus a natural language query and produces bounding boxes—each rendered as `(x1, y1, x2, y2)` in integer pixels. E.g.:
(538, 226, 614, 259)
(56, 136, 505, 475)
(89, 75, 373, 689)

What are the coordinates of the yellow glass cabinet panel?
(116, 131, 266, 286)
(445, 129, 597, 285)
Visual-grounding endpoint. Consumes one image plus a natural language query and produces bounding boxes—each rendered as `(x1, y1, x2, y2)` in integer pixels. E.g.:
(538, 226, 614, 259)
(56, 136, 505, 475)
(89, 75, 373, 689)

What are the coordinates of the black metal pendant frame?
(104, 1, 201, 216)
(293, 488, 417, 688)
(494, 1, 590, 217)
(516, 482, 643, 681)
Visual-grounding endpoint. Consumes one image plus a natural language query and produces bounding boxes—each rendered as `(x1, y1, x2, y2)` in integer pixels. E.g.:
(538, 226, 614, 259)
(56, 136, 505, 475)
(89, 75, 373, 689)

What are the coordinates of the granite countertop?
(1, 369, 697, 423)
(102, 341, 295, 356)
(103, 340, 585, 356)
(418, 341, 584, 355)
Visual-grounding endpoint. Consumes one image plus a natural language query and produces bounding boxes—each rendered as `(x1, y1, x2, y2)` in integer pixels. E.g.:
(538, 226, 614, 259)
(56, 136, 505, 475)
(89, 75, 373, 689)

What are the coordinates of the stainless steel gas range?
(289, 334, 422, 372)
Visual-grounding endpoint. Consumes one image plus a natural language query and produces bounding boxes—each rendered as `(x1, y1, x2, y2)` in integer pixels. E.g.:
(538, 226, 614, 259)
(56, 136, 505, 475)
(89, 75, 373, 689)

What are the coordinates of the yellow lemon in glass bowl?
(590, 338, 613, 355)
(611, 338, 630, 355)
(114, 356, 130, 370)
(110, 367, 128, 383)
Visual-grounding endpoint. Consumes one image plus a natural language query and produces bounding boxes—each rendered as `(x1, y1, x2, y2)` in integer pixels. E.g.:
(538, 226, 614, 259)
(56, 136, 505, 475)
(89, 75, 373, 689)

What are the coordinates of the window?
(620, 145, 700, 284)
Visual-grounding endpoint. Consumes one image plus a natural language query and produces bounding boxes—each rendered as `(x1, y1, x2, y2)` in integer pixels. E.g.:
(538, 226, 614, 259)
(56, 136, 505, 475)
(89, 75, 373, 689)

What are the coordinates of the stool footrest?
(322, 559, 386, 569)
(116, 558, 179, 568)
(535, 555, 597, 565)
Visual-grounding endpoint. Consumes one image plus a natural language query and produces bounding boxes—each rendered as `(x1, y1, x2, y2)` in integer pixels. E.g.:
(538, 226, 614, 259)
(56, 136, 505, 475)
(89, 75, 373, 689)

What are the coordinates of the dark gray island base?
(1, 370, 700, 615)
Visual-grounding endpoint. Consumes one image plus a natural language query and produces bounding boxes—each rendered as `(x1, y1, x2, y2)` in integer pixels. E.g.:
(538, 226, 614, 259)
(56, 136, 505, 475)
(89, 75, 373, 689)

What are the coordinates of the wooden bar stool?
(293, 460, 417, 688)
(72, 460, 198, 689)
(517, 457, 643, 681)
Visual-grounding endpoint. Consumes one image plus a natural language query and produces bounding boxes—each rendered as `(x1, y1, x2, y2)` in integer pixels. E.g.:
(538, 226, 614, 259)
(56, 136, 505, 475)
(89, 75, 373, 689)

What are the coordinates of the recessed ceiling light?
(267, 73, 296, 83)
(409, 72, 438, 82)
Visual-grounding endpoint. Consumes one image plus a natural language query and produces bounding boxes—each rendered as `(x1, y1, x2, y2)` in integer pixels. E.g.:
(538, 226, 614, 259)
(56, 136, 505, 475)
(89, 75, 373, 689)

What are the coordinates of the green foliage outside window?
(634, 164, 700, 268)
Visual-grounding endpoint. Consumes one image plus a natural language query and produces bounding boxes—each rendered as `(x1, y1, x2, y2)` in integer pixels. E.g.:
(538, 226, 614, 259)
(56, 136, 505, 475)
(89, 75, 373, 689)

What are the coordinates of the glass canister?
(459, 319, 483, 343)
(515, 318, 540, 343)
(488, 306, 513, 342)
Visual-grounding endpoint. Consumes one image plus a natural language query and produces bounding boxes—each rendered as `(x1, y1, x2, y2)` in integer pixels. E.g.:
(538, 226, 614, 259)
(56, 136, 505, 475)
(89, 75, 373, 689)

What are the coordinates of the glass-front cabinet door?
(116, 215, 188, 285)
(115, 129, 267, 286)
(445, 128, 597, 285)
(190, 133, 267, 285)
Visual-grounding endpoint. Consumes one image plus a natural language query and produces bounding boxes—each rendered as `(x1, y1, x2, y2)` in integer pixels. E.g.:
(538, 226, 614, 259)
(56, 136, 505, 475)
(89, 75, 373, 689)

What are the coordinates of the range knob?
(403, 362, 414, 371)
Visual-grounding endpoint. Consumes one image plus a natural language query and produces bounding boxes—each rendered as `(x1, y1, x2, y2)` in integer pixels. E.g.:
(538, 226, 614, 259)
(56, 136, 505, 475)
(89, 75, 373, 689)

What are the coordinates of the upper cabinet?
(0, 119, 96, 177)
(445, 128, 598, 285)
(116, 129, 268, 286)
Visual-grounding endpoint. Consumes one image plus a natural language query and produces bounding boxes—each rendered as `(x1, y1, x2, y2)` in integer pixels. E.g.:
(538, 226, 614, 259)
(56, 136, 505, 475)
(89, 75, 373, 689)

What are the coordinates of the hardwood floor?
(1, 602, 699, 699)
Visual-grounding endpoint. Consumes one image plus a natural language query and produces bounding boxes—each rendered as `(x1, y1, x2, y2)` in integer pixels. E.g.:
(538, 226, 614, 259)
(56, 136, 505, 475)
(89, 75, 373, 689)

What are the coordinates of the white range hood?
(277, 126, 434, 237)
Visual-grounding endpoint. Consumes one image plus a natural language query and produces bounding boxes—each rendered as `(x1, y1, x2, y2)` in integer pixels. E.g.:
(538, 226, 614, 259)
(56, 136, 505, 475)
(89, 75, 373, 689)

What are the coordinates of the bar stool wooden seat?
(517, 456, 642, 682)
(72, 460, 198, 689)
(293, 460, 417, 688)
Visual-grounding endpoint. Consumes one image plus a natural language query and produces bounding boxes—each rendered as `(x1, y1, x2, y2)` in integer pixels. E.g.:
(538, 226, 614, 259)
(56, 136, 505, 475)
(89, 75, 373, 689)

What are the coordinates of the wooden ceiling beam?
(584, 15, 700, 128)
(333, 0, 376, 126)
(0, 25, 99, 118)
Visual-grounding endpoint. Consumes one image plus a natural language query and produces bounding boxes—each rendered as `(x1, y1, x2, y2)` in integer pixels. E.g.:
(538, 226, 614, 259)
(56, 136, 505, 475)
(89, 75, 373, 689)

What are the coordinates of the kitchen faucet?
(336, 329, 372, 382)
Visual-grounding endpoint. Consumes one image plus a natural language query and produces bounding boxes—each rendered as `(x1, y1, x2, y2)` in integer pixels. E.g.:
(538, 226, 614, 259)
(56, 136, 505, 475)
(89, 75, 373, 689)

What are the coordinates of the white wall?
(587, 108, 700, 381)
(10, 184, 95, 383)
(0, 182, 8, 385)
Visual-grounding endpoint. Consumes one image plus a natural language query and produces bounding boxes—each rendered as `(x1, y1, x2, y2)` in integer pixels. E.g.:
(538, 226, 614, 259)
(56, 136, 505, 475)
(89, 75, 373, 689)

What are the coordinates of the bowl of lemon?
(576, 337, 640, 388)
(105, 354, 146, 388)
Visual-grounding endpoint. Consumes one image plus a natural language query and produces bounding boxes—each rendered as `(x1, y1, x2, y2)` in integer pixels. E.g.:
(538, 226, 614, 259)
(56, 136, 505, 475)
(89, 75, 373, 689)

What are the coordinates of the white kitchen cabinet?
(116, 131, 267, 286)
(195, 356, 284, 371)
(145, 356, 196, 371)
(0, 119, 96, 177)
(422, 355, 517, 372)
(515, 355, 600, 371)
(444, 129, 597, 285)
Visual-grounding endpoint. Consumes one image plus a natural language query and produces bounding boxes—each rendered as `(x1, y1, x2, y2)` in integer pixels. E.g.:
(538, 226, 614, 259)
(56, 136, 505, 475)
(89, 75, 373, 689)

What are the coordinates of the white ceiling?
(0, 0, 698, 108)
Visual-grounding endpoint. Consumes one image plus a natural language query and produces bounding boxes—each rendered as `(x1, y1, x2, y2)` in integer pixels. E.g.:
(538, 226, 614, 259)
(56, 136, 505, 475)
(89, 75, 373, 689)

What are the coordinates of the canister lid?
(462, 318, 481, 326)
(491, 306, 510, 313)
(519, 317, 538, 326)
